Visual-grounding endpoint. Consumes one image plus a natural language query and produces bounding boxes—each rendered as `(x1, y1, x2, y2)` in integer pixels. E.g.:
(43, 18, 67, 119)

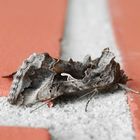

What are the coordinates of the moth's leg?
(85, 88, 98, 112)
(30, 98, 55, 113)
(42, 98, 54, 108)
(118, 83, 140, 94)
(25, 92, 54, 108)
(77, 89, 95, 100)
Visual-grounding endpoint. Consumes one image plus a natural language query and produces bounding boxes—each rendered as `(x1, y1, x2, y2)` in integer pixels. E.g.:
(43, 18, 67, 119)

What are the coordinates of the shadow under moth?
(6, 48, 139, 112)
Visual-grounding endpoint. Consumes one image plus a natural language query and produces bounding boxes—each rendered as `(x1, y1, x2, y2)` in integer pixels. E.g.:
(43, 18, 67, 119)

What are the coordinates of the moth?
(7, 48, 137, 111)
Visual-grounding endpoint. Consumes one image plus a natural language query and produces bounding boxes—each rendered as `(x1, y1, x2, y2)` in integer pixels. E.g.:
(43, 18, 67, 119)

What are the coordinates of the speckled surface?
(0, 91, 134, 140)
(0, 0, 134, 140)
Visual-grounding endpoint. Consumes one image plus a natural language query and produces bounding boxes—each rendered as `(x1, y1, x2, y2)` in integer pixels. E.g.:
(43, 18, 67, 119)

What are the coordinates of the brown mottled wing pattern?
(8, 48, 128, 106)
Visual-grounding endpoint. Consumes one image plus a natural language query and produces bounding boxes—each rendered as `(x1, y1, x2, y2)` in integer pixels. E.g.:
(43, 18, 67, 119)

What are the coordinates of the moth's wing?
(8, 53, 45, 104)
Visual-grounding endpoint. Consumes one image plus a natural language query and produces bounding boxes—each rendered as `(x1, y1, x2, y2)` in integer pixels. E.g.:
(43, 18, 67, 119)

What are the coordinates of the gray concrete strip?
(0, 0, 134, 140)
(62, 0, 121, 61)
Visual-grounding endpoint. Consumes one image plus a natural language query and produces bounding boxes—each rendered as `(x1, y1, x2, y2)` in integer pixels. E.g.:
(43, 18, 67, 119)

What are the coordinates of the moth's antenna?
(85, 90, 98, 112)
(78, 90, 95, 100)
(118, 84, 140, 94)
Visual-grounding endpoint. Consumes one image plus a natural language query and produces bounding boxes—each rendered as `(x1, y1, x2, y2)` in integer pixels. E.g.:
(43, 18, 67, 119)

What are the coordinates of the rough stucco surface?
(0, 0, 134, 140)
